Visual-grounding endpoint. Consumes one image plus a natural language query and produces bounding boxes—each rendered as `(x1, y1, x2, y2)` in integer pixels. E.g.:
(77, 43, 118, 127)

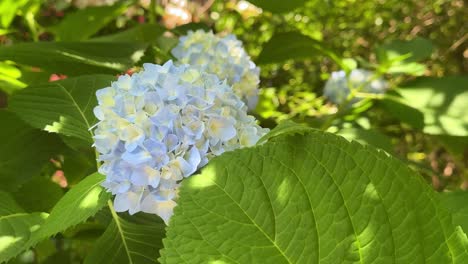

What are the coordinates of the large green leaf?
(52, 4, 128, 41)
(257, 32, 337, 65)
(9, 75, 115, 143)
(161, 131, 468, 263)
(246, 0, 306, 13)
(84, 212, 165, 264)
(0, 173, 108, 262)
(0, 212, 48, 263)
(397, 76, 468, 136)
(0, 42, 147, 75)
(0, 110, 63, 190)
(27, 173, 110, 250)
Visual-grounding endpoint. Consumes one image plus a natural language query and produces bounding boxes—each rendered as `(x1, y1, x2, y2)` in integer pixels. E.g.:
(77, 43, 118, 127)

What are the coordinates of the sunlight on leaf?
(79, 187, 103, 209)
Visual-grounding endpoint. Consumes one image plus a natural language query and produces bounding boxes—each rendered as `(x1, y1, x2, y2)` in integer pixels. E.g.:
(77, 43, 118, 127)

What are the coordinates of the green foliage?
(337, 127, 393, 153)
(0, 62, 27, 94)
(0, 0, 466, 262)
(0, 191, 24, 215)
(52, 4, 129, 41)
(257, 32, 334, 65)
(257, 120, 312, 144)
(0, 212, 49, 263)
(439, 191, 468, 233)
(9, 75, 116, 143)
(84, 213, 166, 264)
(0, 110, 63, 190)
(161, 131, 468, 263)
(0, 42, 147, 75)
(13, 176, 64, 213)
(90, 24, 165, 43)
(376, 37, 433, 64)
(0, 0, 29, 28)
(26, 173, 110, 251)
(397, 76, 468, 136)
(0, 191, 48, 263)
(246, 0, 306, 13)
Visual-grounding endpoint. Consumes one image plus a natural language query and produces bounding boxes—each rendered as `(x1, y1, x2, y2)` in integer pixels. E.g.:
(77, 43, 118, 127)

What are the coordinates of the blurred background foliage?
(0, 2, 466, 262)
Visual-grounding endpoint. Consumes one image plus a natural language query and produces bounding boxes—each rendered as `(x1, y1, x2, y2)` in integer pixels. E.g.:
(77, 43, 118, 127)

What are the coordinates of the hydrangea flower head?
(93, 61, 268, 223)
(171, 30, 260, 110)
(323, 69, 388, 105)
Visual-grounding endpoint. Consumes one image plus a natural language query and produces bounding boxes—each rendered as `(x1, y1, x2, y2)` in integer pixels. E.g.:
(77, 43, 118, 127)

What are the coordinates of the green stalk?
(149, 0, 157, 24)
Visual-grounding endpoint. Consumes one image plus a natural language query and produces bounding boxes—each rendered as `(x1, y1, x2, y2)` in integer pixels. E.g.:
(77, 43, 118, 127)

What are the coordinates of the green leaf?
(9, 74, 116, 143)
(161, 131, 468, 263)
(386, 62, 427, 76)
(0, 62, 27, 94)
(13, 176, 64, 213)
(257, 32, 335, 65)
(52, 4, 128, 41)
(258, 120, 312, 144)
(0, 191, 24, 216)
(377, 37, 433, 63)
(380, 95, 425, 130)
(84, 212, 166, 264)
(338, 127, 393, 153)
(246, 0, 306, 13)
(90, 24, 165, 43)
(397, 76, 468, 136)
(439, 191, 468, 233)
(0, 212, 48, 263)
(0, 0, 29, 28)
(0, 110, 64, 190)
(28, 173, 110, 249)
(0, 42, 147, 75)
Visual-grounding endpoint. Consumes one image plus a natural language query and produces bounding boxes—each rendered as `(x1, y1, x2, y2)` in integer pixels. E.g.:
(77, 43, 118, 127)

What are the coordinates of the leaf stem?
(149, 0, 157, 24)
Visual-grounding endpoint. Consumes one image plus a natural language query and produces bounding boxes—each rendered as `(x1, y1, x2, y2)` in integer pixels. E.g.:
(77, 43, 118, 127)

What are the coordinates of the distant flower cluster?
(93, 61, 268, 223)
(172, 30, 260, 110)
(324, 69, 388, 105)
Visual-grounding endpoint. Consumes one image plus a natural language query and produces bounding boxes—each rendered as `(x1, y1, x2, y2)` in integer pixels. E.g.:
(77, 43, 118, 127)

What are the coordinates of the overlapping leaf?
(0, 42, 147, 75)
(84, 213, 165, 264)
(52, 4, 128, 41)
(0, 110, 63, 190)
(161, 131, 468, 263)
(9, 75, 115, 143)
(0, 191, 48, 263)
(397, 76, 468, 136)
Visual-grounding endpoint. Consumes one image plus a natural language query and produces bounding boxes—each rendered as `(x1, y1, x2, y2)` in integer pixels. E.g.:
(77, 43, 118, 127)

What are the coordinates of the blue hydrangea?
(93, 61, 268, 223)
(323, 69, 388, 105)
(171, 30, 260, 110)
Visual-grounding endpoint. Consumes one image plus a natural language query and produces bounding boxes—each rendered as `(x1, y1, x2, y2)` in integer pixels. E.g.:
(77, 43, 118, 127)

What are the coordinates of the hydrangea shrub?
(92, 61, 268, 223)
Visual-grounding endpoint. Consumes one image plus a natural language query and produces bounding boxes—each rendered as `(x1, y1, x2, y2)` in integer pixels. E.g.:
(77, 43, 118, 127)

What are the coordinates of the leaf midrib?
(108, 200, 133, 264)
(56, 82, 94, 140)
